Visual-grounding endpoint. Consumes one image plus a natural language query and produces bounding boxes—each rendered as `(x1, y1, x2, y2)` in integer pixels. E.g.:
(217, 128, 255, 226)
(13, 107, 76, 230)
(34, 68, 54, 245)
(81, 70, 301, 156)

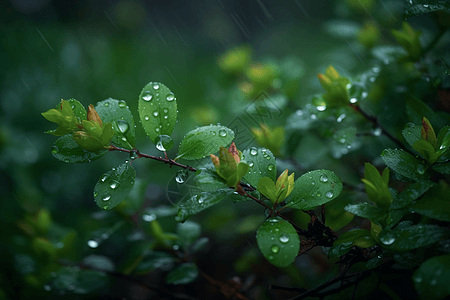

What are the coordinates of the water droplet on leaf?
(175, 169, 188, 184)
(117, 119, 129, 133)
(118, 101, 127, 108)
(219, 129, 227, 137)
(155, 135, 173, 151)
(279, 234, 289, 243)
(271, 245, 279, 253)
(103, 196, 111, 201)
(142, 92, 153, 101)
(166, 93, 175, 101)
(319, 175, 328, 182)
(87, 240, 99, 248)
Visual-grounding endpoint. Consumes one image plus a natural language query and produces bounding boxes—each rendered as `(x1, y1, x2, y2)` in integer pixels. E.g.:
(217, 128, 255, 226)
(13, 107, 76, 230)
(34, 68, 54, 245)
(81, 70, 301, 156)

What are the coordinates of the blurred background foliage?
(1, 0, 449, 299)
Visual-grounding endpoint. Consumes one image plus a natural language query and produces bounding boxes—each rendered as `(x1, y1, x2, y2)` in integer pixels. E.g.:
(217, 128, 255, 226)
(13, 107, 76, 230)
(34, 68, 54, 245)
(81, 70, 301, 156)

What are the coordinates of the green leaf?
(366, 255, 383, 269)
(332, 229, 375, 251)
(437, 126, 450, 154)
(257, 177, 277, 203)
(371, 45, 407, 63)
(404, 0, 450, 19)
(378, 224, 449, 251)
(189, 237, 209, 254)
(408, 194, 450, 222)
(135, 251, 177, 274)
(175, 190, 234, 222)
(324, 196, 355, 231)
(66, 98, 87, 120)
(51, 267, 109, 295)
(393, 252, 421, 269)
(95, 98, 136, 150)
(177, 221, 201, 250)
(413, 254, 450, 300)
(52, 134, 107, 163)
(328, 242, 353, 258)
(390, 181, 434, 209)
(176, 125, 234, 160)
(285, 170, 343, 210)
(344, 203, 385, 221)
(432, 162, 450, 174)
(381, 148, 429, 181)
(138, 82, 177, 144)
(242, 148, 277, 188)
(413, 140, 438, 163)
(194, 168, 228, 192)
(256, 217, 300, 267)
(94, 163, 136, 210)
(402, 123, 422, 147)
(406, 97, 446, 129)
(166, 262, 199, 285)
(119, 178, 148, 215)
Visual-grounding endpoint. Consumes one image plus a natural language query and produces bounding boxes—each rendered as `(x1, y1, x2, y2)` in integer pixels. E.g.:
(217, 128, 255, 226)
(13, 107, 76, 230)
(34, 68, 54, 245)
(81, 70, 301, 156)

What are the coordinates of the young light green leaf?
(242, 148, 276, 188)
(52, 134, 107, 163)
(94, 163, 136, 210)
(256, 217, 300, 267)
(285, 170, 343, 210)
(95, 98, 136, 150)
(344, 203, 385, 221)
(176, 125, 234, 160)
(413, 254, 450, 300)
(66, 98, 87, 120)
(257, 177, 277, 202)
(378, 224, 449, 251)
(165, 262, 198, 285)
(175, 190, 234, 222)
(381, 148, 429, 181)
(138, 82, 177, 144)
(413, 139, 439, 163)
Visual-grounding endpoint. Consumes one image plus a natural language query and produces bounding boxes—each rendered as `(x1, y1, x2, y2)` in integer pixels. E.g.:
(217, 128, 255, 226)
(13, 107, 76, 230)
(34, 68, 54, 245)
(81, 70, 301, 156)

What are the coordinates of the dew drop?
(417, 165, 425, 175)
(117, 119, 129, 133)
(103, 196, 111, 201)
(250, 148, 258, 155)
(268, 255, 274, 260)
(219, 129, 227, 137)
(118, 100, 127, 108)
(110, 181, 119, 189)
(319, 175, 328, 182)
(268, 164, 274, 171)
(87, 240, 99, 248)
(380, 234, 395, 245)
(414, 275, 422, 283)
(163, 108, 169, 113)
(143, 213, 157, 222)
(104, 102, 110, 107)
(175, 169, 188, 184)
(271, 245, 280, 253)
(279, 234, 289, 243)
(64, 159, 70, 163)
(144, 116, 150, 121)
(325, 191, 334, 198)
(155, 128, 160, 132)
(248, 161, 254, 167)
(51, 146, 58, 154)
(152, 111, 159, 117)
(164, 115, 168, 119)
(142, 92, 153, 101)
(155, 135, 173, 152)
(101, 175, 108, 182)
(166, 93, 175, 101)
(153, 84, 160, 90)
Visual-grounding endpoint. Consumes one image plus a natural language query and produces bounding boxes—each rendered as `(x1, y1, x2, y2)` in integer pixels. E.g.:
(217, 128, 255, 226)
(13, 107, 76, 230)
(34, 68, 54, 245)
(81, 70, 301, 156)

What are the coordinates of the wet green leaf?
(390, 181, 434, 209)
(95, 98, 136, 149)
(404, 0, 450, 20)
(138, 82, 177, 144)
(135, 251, 177, 274)
(176, 125, 234, 160)
(194, 168, 228, 192)
(413, 254, 450, 300)
(285, 169, 343, 210)
(256, 217, 300, 267)
(94, 163, 136, 210)
(177, 221, 201, 250)
(403, 123, 422, 147)
(242, 147, 277, 188)
(52, 134, 107, 163)
(381, 148, 429, 181)
(344, 203, 385, 221)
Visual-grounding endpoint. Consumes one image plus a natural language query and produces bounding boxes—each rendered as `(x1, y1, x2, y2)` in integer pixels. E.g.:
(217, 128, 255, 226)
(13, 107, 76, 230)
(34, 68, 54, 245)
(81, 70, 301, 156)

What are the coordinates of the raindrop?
(317, 105, 326, 111)
(104, 102, 110, 107)
(101, 175, 108, 182)
(155, 128, 160, 132)
(87, 240, 99, 248)
(51, 146, 58, 154)
(423, 4, 429, 8)
(279, 234, 289, 243)
(155, 135, 174, 152)
(311, 114, 317, 120)
(372, 127, 382, 136)
(166, 93, 175, 101)
(175, 169, 188, 184)
(350, 98, 358, 103)
(64, 159, 70, 163)
(152, 111, 159, 117)
(268, 255, 274, 260)
(117, 120, 129, 133)
(143, 213, 157, 222)
(325, 191, 334, 198)
(311, 181, 316, 186)
(271, 245, 280, 253)
(380, 234, 395, 245)
(144, 116, 150, 121)
(268, 164, 274, 171)
(173, 245, 180, 250)
(164, 115, 168, 119)
(163, 108, 169, 113)
(319, 175, 328, 182)
(414, 275, 422, 283)
(103, 196, 111, 201)
(417, 165, 425, 175)
(250, 148, 258, 156)
(153, 84, 160, 90)
(142, 92, 153, 101)
(198, 196, 204, 204)
(130, 151, 139, 160)
(118, 101, 127, 108)
(248, 161, 254, 167)
(94, 192, 98, 197)
(337, 114, 346, 123)
(219, 129, 227, 137)
(110, 181, 119, 189)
